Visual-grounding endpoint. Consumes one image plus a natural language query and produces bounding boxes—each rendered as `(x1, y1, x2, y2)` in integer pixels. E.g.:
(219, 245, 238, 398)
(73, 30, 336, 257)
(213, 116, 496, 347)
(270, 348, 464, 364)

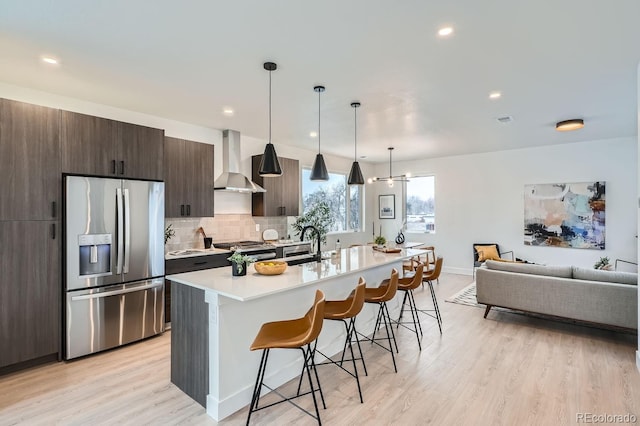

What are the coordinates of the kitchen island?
(167, 245, 427, 421)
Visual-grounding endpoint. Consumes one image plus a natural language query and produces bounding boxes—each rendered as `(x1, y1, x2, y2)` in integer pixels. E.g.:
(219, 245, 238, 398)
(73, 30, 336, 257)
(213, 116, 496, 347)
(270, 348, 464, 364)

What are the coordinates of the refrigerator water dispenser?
(78, 234, 112, 277)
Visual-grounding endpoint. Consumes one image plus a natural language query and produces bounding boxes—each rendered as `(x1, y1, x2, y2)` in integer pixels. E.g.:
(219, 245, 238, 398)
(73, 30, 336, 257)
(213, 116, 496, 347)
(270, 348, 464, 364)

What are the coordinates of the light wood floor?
(1, 273, 638, 425)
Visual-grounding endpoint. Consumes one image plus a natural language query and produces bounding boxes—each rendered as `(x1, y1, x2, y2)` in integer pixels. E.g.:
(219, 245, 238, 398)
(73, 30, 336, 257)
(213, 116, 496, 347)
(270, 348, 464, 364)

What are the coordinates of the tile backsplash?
(164, 214, 290, 252)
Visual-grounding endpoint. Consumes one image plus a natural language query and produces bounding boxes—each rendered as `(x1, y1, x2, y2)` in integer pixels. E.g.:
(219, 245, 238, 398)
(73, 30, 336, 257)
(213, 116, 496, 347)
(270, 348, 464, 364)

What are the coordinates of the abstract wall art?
(524, 181, 605, 249)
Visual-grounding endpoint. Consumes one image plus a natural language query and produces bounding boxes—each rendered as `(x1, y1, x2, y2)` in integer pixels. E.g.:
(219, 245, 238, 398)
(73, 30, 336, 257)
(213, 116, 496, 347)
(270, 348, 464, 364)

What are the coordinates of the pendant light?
(348, 101, 365, 185)
(258, 62, 282, 177)
(368, 147, 409, 186)
(310, 85, 329, 181)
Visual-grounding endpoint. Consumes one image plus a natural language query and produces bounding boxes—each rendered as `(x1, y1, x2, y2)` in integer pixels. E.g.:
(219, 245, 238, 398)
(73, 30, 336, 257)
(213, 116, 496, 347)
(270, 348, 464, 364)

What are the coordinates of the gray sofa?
(476, 260, 638, 329)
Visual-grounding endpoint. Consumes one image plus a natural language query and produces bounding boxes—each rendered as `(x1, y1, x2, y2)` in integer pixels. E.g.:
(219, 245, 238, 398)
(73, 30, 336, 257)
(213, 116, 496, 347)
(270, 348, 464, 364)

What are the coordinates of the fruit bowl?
(254, 260, 288, 275)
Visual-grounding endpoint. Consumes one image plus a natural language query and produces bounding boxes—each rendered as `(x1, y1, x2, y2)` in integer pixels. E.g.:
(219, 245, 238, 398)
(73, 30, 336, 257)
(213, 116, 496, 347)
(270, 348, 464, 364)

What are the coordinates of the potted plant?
(227, 251, 256, 276)
(374, 235, 386, 248)
(291, 201, 331, 247)
(164, 224, 175, 245)
(594, 256, 612, 271)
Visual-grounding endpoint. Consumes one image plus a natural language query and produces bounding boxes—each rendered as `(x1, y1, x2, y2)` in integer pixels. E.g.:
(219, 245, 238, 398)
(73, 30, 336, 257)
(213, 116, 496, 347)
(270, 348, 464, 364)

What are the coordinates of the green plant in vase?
(164, 224, 175, 244)
(227, 251, 256, 276)
(374, 235, 386, 247)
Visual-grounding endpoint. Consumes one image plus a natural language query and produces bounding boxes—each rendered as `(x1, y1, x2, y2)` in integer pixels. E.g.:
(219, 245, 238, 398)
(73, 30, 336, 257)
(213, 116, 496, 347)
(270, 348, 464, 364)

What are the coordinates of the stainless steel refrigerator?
(64, 175, 165, 359)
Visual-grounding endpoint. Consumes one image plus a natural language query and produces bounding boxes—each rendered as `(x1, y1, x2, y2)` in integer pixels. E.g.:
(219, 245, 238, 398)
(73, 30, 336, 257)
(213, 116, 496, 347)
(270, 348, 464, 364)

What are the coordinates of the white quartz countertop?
(167, 246, 427, 301)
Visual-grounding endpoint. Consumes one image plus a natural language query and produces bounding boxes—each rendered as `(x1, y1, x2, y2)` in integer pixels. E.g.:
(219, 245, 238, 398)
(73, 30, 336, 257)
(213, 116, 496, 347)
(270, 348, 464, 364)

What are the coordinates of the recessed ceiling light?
(222, 107, 234, 116)
(359, 155, 367, 159)
(556, 119, 584, 132)
(489, 91, 501, 99)
(41, 56, 58, 65)
(309, 131, 318, 138)
(438, 27, 454, 37)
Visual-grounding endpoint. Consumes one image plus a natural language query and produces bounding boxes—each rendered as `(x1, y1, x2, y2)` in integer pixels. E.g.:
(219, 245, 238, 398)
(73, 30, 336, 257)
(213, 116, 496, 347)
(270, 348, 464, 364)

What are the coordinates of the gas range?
(215, 241, 277, 260)
(215, 240, 276, 251)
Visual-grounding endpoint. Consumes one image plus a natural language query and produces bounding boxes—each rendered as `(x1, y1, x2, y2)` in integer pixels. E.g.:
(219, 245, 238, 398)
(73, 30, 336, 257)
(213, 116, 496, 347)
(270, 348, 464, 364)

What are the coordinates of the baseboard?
(442, 266, 472, 276)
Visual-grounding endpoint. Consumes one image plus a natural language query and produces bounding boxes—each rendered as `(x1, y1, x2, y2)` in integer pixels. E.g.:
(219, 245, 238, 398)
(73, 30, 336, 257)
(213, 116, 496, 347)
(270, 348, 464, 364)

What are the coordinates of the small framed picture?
(379, 194, 395, 219)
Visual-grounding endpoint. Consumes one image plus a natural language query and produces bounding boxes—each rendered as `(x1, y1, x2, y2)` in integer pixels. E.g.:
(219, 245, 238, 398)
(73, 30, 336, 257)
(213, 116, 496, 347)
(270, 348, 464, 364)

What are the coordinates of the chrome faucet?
(300, 225, 322, 263)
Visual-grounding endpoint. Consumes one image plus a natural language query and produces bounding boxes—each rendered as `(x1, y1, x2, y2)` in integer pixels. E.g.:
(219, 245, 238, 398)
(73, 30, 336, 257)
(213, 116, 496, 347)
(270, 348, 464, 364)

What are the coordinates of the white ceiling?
(1, 1, 639, 163)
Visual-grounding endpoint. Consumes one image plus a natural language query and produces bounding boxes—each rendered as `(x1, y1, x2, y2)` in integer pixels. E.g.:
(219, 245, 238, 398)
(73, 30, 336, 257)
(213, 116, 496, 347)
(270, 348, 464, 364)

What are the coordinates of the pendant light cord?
(389, 148, 392, 178)
(354, 106, 357, 160)
(268, 69, 272, 144)
(317, 90, 321, 154)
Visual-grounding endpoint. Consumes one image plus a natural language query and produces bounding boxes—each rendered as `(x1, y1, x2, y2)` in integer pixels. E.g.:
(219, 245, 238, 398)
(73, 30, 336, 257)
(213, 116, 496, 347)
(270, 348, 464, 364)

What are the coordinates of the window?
(301, 168, 362, 232)
(405, 176, 435, 233)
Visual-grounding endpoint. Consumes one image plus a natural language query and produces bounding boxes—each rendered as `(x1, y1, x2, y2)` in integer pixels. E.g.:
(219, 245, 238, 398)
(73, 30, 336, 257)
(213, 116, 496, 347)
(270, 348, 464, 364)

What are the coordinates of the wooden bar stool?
(393, 263, 425, 350)
(360, 268, 400, 373)
(312, 278, 367, 403)
(247, 290, 326, 425)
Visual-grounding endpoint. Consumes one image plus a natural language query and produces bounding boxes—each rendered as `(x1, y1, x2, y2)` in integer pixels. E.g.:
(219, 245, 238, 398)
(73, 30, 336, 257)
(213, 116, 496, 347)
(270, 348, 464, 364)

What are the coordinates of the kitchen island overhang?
(167, 246, 428, 421)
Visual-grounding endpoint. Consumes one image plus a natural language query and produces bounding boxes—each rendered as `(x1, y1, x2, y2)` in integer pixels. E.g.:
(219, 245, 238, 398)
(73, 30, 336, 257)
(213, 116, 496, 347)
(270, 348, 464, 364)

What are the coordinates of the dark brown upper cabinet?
(61, 111, 164, 180)
(0, 99, 60, 220)
(164, 137, 214, 218)
(251, 155, 299, 217)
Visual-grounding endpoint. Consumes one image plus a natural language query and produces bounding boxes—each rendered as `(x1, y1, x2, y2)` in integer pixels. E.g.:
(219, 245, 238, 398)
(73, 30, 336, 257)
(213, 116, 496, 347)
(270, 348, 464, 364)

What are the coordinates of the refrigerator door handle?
(70, 281, 163, 301)
(116, 187, 124, 274)
(123, 188, 131, 274)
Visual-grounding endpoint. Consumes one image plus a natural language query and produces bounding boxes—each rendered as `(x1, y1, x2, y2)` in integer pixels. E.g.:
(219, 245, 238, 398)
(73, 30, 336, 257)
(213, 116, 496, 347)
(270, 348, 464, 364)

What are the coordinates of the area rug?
(445, 282, 482, 307)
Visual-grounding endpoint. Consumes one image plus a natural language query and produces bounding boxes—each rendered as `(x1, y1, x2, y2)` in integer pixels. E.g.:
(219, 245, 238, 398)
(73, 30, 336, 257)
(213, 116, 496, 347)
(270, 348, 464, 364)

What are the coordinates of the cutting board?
(262, 229, 279, 242)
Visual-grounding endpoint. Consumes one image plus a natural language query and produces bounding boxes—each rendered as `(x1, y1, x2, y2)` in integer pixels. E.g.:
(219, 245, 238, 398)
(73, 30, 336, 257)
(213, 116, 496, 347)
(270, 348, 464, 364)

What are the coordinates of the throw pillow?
(475, 245, 500, 262)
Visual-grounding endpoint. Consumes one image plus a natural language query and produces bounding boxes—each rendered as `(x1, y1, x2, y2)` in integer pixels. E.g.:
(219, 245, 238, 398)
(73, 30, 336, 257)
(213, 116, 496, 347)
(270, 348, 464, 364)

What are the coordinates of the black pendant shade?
(310, 85, 329, 181)
(259, 142, 282, 176)
(347, 101, 364, 185)
(348, 161, 364, 185)
(259, 61, 282, 177)
(310, 153, 329, 181)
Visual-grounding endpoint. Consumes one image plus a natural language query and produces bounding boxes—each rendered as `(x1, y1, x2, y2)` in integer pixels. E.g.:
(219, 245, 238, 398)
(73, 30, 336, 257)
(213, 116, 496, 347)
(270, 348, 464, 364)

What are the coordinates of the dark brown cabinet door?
(252, 155, 299, 216)
(164, 137, 186, 218)
(164, 137, 214, 218)
(0, 99, 60, 220)
(280, 157, 300, 216)
(117, 122, 164, 180)
(62, 111, 164, 180)
(61, 110, 115, 176)
(186, 141, 214, 217)
(0, 221, 60, 368)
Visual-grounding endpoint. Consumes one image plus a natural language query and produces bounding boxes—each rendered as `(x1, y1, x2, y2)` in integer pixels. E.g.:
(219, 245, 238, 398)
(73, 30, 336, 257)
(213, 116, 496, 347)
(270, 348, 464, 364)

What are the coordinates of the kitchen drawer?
(166, 254, 230, 275)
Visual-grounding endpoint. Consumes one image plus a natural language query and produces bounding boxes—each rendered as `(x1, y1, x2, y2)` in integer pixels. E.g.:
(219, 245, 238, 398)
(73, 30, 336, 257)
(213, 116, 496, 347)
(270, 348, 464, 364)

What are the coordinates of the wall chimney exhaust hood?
(214, 130, 266, 193)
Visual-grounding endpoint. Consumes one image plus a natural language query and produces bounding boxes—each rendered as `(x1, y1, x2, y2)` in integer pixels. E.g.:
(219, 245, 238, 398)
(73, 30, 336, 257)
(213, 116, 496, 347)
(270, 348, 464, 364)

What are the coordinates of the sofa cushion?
(572, 267, 638, 285)
(485, 260, 573, 278)
(476, 245, 500, 261)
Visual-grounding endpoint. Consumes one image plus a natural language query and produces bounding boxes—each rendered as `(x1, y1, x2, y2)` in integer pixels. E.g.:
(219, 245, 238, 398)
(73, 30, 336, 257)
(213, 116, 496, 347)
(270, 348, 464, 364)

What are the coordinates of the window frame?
(403, 175, 435, 234)
(300, 167, 364, 234)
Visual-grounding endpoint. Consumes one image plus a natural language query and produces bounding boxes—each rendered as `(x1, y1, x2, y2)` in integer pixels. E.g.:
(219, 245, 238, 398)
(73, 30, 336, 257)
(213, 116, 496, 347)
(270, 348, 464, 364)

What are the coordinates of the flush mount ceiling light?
(258, 62, 282, 177)
(367, 147, 408, 187)
(348, 102, 365, 185)
(310, 85, 329, 181)
(556, 119, 584, 132)
(222, 107, 234, 116)
(489, 91, 501, 99)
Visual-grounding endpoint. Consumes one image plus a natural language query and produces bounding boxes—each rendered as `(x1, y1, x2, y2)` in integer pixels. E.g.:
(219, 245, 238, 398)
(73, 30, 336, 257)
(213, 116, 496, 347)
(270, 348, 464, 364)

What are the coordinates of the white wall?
(372, 137, 638, 274)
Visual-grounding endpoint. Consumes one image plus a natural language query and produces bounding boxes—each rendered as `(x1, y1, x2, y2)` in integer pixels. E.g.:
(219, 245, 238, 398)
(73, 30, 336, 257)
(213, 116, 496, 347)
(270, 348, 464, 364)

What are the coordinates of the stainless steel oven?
(280, 242, 312, 259)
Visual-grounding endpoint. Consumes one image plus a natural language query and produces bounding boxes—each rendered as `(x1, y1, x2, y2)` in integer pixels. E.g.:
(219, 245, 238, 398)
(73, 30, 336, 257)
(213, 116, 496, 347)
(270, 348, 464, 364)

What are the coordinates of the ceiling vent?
(496, 116, 513, 124)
